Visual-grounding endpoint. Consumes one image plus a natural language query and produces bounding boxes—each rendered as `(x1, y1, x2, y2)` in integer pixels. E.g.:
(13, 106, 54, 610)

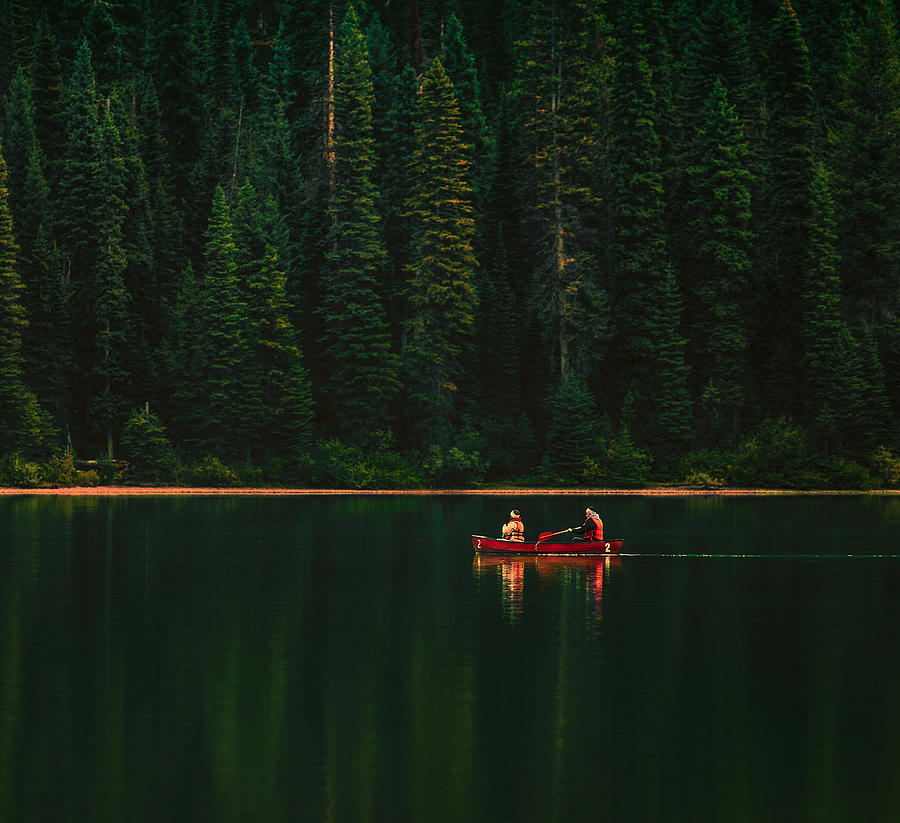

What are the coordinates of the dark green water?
(1, 493, 899, 823)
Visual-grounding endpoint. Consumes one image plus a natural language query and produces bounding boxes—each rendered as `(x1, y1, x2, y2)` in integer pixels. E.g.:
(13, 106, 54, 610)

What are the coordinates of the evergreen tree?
(0, 140, 56, 455)
(683, 79, 752, 446)
(403, 57, 479, 448)
(669, 0, 763, 288)
(28, 10, 64, 190)
(802, 162, 844, 441)
(166, 261, 207, 454)
(830, 0, 900, 327)
(541, 379, 602, 481)
(441, 13, 494, 223)
(379, 63, 419, 339)
(82, 0, 122, 94)
(644, 264, 694, 462)
(232, 180, 314, 459)
(121, 402, 177, 481)
(148, 0, 204, 231)
(247, 21, 307, 318)
(200, 185, 250, 459)
(608, 0, 692, 456)
(753, 0, 815, 418)
(21, 226, 71, 429)
(0, 68, 38, 229)
(56, 39, 104, 445)
(89, 103, 132, 457)
(112, 93, 157, 408)
(322, 5, 399, 440)
(56, 39, 100, 296)
(515, 0, 611, 386)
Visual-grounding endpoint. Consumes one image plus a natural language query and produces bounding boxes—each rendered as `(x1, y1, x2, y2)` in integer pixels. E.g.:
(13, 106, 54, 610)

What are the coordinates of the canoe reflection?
(473, 554, 621, 620)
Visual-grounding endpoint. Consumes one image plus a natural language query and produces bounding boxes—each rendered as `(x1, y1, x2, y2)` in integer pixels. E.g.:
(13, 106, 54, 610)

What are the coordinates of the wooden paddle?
(537, 527, 573, 543)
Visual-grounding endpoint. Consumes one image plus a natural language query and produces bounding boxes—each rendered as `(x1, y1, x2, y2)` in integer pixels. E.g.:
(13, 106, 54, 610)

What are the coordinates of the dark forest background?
(1, 0, 899, 488)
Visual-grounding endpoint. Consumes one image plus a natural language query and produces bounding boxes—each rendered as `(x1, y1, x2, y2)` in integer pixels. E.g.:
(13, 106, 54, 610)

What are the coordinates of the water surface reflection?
(473, 554, 622, 621)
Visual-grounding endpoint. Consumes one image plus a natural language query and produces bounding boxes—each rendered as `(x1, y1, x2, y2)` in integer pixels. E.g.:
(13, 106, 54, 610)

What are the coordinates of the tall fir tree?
(378, 63, 419, 340)
(166, 261, 207, 455)
(21, 226, 71, 430)
(607, 0, 692, 457)
(56, 38, 100, 292)
(403, 57, 479, 448)
(753, 0, 815, 419)
(802, 161, 846, 449)
(232, 180, 314, 459)
(830, 0, 900, 328)
(441, 13, 494, 230)
(200, 185, 250, 459)
(56, 39, 105, 446)
(1, 68, 39, 234)
(148, 0, 204, 242)
(0, 140, 56, 456)
(322, 5, 399, 440)
(89, 102, 132, 457)
(669, 0, 763, 289)
(683, 78, 752, 446)
(514, 0, 611, 387)
(28, 10, 64, 193)
(112, 93, 157, 410)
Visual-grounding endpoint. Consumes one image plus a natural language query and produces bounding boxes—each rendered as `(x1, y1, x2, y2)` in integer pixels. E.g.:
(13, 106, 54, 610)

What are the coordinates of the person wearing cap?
(501, 509, 525, 541)
(573, 507, 603, 541)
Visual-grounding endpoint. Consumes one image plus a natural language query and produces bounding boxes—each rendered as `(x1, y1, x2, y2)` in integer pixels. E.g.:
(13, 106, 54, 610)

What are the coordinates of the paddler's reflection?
(473, 555, 621, 619)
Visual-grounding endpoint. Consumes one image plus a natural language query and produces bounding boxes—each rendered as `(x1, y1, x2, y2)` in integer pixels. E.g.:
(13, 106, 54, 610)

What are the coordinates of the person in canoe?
(501, 509, 525, 541)
(572, 507, 603, 541)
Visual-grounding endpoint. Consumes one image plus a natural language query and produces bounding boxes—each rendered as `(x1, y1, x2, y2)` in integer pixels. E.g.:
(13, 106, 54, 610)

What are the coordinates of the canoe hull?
(472, 535, 623, 555)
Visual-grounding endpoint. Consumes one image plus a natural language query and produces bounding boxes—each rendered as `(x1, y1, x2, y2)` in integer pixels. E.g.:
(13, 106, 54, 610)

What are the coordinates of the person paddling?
(573, 507, 603, 541)
(501, 509, 525, 541)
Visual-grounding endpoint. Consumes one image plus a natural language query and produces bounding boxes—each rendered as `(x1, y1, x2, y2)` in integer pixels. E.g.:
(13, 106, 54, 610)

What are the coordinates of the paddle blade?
(538, 528, 572, 541)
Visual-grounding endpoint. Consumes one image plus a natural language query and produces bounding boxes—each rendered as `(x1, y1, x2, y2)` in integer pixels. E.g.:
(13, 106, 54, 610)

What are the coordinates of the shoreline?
(0, 486, 897, 496)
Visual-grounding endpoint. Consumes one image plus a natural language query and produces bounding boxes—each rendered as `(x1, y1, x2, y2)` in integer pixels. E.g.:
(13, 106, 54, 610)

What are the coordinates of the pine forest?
(1, 0, 899, 489)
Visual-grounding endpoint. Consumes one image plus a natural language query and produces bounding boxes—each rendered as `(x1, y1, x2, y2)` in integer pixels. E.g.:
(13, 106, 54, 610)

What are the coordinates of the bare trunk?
(326, 4, 335, 177)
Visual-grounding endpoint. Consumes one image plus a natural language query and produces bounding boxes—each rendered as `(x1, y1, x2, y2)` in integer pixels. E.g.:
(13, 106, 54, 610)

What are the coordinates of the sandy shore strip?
(0, 486, 896, 496)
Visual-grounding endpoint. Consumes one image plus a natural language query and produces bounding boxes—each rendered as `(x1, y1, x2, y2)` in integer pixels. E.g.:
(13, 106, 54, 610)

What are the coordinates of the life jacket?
(586, 513, 603, 540)
(506, 517, 525, 541)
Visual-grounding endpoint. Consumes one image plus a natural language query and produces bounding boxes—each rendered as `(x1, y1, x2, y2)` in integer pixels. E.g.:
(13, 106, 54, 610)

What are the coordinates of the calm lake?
(1, 493, 899, 822)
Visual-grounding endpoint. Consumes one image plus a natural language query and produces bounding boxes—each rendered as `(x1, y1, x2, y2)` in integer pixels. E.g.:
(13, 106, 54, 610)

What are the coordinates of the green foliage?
(76, 469, 100, 486)
(422, 423, 489, 487)
(0, 0, 897, 488)
(515, 0, 612, 383)
(1, 453, 44, 487)
(602, 424, 652, 488)
(121, 404, 177, 482)
(542, 380, 604, 479)
(830, 0, 900, 325)
(679, 78, 752, 444)
(754, 0, 816, 414)
(307, 437, 426, 490)
(199, 185, 251, 459)
(45, 450, 76, 485)
(729, 418, 813, 488)
(320, 5, 399, 440)
(186, 456, 240, 488)
(820, 457, 875, 490)
(403, 57, 479, 448)
(871, 446, 900, 486)
(677, 450, 731, 487)
(0, 136, 57, 457)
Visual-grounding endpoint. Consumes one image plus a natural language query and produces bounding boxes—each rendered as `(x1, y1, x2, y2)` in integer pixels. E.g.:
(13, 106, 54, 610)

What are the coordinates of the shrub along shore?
(1, 425, 899, 493)
(1, 486, 898, 496)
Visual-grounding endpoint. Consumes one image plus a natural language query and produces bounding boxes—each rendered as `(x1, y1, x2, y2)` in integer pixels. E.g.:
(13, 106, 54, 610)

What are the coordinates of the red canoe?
(472, 534, 624, 555)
